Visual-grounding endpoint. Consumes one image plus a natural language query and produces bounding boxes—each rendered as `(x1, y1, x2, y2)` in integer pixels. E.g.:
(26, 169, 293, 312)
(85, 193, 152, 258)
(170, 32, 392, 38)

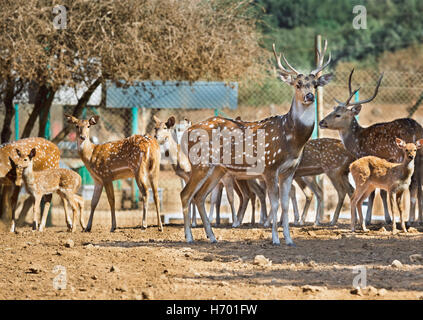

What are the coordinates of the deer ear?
(153, 115, 161, 126)
(278, 74, 295, 85)
(65, 114, 78, 124)
(89, 115, 100, 126)
(28, 148, 36, 159)
(9, 157, 16, 169)
(165, 116, 176, 129)
(395, 138, 406, 149)
(183, 118, 191, 126)
(416, 139, 423, 149)
(349, 105, 362, 116)
(317, 73, 333, 87)
(15, 149, 22, 158)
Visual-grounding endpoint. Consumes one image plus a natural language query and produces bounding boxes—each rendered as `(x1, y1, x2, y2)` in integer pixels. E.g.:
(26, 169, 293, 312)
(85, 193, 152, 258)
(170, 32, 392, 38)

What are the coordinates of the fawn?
(10, 148, 85, 232)
(349, 138, 423, 233)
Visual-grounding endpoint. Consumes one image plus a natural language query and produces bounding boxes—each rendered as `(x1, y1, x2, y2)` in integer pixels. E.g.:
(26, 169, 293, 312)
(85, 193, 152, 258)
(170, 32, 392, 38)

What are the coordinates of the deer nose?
(305, 93, 314, 102)
(319, 120, 327, 128)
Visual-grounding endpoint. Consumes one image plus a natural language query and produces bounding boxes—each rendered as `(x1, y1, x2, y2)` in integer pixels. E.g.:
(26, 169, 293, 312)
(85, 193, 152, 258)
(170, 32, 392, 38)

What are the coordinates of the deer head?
(319, 69, 384, 130)
(272, 40, 333, 105)
(396, 138, 423, 162)
(10, 148, 36, 187)
(153, 115, 176, 144)
(65, 114, 100, 142)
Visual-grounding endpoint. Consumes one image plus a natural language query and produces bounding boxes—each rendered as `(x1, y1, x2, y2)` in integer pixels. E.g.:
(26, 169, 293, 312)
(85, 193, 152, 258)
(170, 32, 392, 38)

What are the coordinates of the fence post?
(14, 103, 19, 141)
(314, 34, 325, 219)
(132, 107, 139, 207)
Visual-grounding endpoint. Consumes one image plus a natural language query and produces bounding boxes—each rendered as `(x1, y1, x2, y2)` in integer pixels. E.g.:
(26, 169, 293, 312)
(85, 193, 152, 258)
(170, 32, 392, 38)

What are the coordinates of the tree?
(0, 0, 265, 143)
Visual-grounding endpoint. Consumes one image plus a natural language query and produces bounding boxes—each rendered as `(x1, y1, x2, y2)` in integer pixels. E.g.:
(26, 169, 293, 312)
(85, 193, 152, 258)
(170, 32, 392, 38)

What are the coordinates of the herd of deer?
(1, 40, 423, 247)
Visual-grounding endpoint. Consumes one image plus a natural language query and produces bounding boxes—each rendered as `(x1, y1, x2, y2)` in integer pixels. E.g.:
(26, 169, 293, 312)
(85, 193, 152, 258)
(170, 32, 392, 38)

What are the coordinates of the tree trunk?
(20, 85, 56, 139)
(1, 77, 16, 143)
(52, 77, 102, 144)
(37, 89, 56, 138)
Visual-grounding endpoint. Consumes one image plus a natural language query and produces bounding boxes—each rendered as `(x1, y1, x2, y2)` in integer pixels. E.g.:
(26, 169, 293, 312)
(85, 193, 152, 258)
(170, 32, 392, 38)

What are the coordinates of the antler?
(346, 72, 384, 107)
(272, 43, 300, 76)
(310, 39, 331, 76)
(334, 69, 384, 107)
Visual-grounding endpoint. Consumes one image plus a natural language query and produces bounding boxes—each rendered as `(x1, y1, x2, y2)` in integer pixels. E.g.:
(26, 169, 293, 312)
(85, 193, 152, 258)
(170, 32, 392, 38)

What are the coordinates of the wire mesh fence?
(2, 67, 423, 226)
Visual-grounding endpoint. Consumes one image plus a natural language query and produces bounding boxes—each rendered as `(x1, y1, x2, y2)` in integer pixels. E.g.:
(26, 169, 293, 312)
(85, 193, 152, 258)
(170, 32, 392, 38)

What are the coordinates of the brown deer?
(319, 69, 423, 226)
(0, 137, 61, 232)
(179, 41, 332, 246)
(65, 114, 162, 232)
(349, 138, 423, 233)
(10, 148, 85, 232)
(153, 116, 267, 227)
(292, 138, 355, 225)
(257, 138, 355, 226)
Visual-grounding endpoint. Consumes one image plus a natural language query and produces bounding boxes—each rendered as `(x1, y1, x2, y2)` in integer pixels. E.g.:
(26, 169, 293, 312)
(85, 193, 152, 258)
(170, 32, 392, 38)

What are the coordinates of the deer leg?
(229, 176, 242, 228)
(263, 173, 281, 245)
(180, 166, 212, 243)
(328, 174, 347, 226)
(388, 191, 397, 234)
(208, 183, 221, 224)
(396, 190, 407, 233)
(247, 179, 267, 225)
(104, 182, 117, 232)
(85, 183, 103, 232)
(407, 175, 418, 226)
(379, 190, 392, 225)
(214, 183, 223, 226)
(279, 172, 296, 246)
(191, 202, 197, 227)
(38, 194, 53, 232)
(149, 171, 163, 232)
(32, 195, 42, 231)
(135, 174, 149, 229)
(224, 179, 238, 226)
(350, 186, 368, 232)
(60, 191, 79, 233)
(233, 180, 250, 227)
(289, 183, 299, 225)
(356, 189, 372, 232)
(191, 166, 226, 243)
(249, 185, 256, 225)
(72, 194, 86, 230)
(59, 192, 73, 231)
(9, 185, 20, 233)
(301, 177, 323, 226)
(364, 190, 376, 226)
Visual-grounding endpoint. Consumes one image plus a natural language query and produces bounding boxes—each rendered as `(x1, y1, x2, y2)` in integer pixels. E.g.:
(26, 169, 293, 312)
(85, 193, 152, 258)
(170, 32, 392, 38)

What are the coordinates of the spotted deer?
(10, 148, 85, 232)
(349, 138, 423, 233)
(179, 41, 332, 246)
(153, 116, 267, 227)
(65, 114, 162, 232)
(291, 138, 356, 225)
(0, 137, 61, 232)
(319, 69, 423, 226)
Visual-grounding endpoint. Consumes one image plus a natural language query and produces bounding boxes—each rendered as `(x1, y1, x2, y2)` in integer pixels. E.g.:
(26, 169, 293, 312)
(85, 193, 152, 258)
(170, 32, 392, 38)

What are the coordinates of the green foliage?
(257, 0, 423, 69)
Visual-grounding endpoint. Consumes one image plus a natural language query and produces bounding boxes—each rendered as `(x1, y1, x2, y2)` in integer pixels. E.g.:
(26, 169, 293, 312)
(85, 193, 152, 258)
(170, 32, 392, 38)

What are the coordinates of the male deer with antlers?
(319, 69, 423, 226)
(179, 41, 332, 246)
(65, 114, 162, 232)
(153, 115, 267, 227)
(349, 138, 423, 233)
(0, 137, 61, 232)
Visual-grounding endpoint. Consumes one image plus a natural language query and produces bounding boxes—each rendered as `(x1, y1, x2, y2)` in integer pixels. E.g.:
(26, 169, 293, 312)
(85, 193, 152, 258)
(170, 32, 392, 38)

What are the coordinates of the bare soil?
(1, 220, 423, 300)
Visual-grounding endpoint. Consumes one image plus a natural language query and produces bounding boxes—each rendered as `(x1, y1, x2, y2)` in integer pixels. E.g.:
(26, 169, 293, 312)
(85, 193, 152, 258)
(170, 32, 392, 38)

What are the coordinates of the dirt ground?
(1, 218, 423, 300)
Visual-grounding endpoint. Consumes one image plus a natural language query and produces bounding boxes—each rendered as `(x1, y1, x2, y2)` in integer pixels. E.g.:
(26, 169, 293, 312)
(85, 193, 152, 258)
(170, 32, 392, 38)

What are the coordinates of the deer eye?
(335, 114, 341, 118)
